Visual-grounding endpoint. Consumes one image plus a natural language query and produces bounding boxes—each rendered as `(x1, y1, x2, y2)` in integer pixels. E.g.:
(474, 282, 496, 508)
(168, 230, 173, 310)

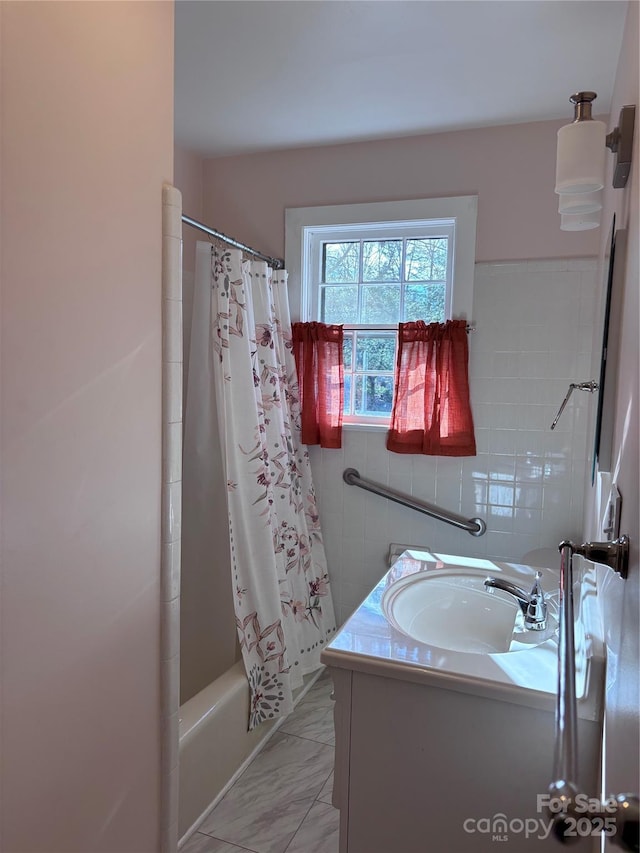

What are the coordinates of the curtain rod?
(182, 214, 285, 270)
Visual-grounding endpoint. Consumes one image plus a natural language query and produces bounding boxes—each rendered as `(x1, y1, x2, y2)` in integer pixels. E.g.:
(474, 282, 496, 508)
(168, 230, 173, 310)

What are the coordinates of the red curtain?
(386, 319, 476, 456)
(292, 322, 344, 449)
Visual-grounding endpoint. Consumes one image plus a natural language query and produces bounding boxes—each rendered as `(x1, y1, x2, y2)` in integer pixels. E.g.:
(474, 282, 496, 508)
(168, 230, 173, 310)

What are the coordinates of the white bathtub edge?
(178, 665, 326, 848)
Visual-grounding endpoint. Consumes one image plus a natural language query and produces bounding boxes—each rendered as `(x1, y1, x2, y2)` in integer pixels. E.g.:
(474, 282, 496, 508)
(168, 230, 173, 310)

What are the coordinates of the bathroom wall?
(175, 146, 204, 277)
(582, 0, 639, 821)
(174, 145, 203, 373)
(0, 3, 174, 851)
(200, 117, 600, 623)
(174, 148, 239, 705)
(312, 257, 597, 622)
(201, 117, 599, 264)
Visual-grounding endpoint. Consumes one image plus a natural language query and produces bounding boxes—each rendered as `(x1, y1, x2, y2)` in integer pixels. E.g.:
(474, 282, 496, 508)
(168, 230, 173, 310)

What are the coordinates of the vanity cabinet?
(322, 550, 605, 853)
(329, 665, 600, 853)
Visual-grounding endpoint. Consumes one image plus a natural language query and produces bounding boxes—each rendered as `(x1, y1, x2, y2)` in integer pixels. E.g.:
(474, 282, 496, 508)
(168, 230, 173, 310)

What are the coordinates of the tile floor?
(182, 670, 338, 853)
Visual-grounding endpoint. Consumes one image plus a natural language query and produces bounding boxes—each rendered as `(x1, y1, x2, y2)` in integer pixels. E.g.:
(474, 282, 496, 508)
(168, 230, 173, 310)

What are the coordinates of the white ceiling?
(174, 0, 628, 158)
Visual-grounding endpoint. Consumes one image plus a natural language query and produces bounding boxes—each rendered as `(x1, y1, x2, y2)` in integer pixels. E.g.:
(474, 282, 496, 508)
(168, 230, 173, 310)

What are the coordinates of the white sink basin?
(324, 550, 604, 716)
(382, 567, 557, 654)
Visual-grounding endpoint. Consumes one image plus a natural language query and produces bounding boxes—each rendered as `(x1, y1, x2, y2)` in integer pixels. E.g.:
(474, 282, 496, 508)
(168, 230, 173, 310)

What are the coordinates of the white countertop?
(321, 550, 605, 720)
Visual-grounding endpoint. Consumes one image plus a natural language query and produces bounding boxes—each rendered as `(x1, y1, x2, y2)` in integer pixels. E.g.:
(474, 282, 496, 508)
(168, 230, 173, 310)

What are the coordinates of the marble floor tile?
(302, 670, 334, 707)
(199, 732, 334, 853)
(280, 674, 335, 745)
(181, 832, 257, 853)
(284, 801, 339, 853)
(316, 771, 334, 805)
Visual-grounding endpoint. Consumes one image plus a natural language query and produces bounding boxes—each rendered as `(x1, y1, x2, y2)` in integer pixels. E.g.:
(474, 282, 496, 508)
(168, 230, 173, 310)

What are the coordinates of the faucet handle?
(526, 571, 547, 631)
(529, 570, 544, 597)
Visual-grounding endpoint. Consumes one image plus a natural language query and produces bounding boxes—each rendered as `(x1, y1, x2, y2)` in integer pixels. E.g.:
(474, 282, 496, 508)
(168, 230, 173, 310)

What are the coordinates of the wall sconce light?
(560, 211, 601, 231)
(558, 190, 603, 215)
(556, 92, 606, 195)
(555, 92, 636, 231)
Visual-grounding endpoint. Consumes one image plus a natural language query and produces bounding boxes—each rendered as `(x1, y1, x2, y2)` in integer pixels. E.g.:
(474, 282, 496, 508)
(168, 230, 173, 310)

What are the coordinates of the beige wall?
(202, 117, 599, 266)
(0, 2, 174, 851)
(173, 147, 239, 705)
(174, 145, 203, 384)
(174, 146, 204, 277)
(584, 0, 639, 814)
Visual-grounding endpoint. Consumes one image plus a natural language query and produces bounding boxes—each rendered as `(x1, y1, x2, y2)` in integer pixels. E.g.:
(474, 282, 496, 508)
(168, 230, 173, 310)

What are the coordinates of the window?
(286, 197, 477, 427)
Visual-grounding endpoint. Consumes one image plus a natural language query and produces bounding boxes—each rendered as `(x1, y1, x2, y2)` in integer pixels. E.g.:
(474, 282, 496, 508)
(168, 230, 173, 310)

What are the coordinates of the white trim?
(285, 195, 478, 322)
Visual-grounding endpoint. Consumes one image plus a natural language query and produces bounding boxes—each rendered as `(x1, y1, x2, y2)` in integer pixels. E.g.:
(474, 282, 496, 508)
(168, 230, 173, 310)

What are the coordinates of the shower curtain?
(188, 241, 336, 729)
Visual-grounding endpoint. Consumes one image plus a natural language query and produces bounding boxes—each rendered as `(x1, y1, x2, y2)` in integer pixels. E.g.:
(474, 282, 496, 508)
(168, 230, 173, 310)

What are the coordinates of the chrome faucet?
(484, 571, 547, 631)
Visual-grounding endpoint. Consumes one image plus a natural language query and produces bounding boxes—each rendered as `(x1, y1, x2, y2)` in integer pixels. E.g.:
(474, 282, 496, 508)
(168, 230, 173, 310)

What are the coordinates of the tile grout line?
(192, 831, 259, 853)
(281, 797, 322, 853)
(278, 729, 335, 747)
(195, 730, 336, 851)
(192, 687, 336, 853)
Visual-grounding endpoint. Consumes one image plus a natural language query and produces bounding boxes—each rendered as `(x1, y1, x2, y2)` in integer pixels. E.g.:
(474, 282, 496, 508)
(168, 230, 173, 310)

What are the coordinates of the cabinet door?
(327, 666, 352, 852)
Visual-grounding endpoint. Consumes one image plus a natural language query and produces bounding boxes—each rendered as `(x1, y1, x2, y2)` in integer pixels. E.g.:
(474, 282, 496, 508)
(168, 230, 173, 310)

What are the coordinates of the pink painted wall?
(202, 117, 599, 263)
(0, 2, 174, 851)
(173, 146, 239, 705)
(174, 146, 204, 276)
(584, 0, 639, 816)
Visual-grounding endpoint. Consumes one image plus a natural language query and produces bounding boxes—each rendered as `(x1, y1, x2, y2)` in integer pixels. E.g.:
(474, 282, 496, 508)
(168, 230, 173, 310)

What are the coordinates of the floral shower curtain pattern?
(207, 245, 337, 729)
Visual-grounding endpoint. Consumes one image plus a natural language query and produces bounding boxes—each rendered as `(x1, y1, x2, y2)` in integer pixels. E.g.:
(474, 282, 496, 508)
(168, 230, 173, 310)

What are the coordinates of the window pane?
(355, 332, 396, 371)
(343, 374, 352, 415)
(404, 283, 446, 322)
(355, 375, 394, 417)
(362, 240, 402, 282)
(361, 284, 400, 324)
(405, 238, 448, 281)
(343, 334, 353, 370)
(323, 242, 359, 283)
(320, 285, 358, 323)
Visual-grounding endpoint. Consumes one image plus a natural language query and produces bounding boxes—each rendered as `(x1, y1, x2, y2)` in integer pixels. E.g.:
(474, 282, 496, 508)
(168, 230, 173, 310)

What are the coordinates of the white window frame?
(285, 196, 478, 428)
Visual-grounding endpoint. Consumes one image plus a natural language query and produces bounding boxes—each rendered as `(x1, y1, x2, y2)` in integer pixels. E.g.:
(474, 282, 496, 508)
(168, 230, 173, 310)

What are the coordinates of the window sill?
(343, 422, 389, 432)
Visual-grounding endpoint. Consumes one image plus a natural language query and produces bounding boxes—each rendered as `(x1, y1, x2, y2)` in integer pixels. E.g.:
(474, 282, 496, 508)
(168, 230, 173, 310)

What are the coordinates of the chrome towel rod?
(182, 214, 284, 269)
(550, 380, 599, 430)
(342, 468, 486, 536)
(548, 537, 638, 850)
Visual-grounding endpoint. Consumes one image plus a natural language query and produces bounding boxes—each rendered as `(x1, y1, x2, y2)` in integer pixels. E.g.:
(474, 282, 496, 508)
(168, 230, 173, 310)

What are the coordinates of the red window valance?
(386, 319, 476, 456)
(292, 322, 344, 449)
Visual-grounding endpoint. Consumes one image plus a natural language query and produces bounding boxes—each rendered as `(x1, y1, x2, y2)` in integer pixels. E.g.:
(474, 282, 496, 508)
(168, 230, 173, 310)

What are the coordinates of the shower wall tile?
(311, 257, 598, 624)
(166, 362, 183, 424)
(163, 296, 183, 363)
(162, 766, 180, 831)
(164, 421, 183, 485)
(161, 597, 181, 662)
(342, 495, 365, 539)
(162, 541, 182, 601)
(162, 480, 183, 545)
(161, 711, 180, 784)
(162, 652, 180, 717)
(163, 235, 182, 298)
(161, 185, 183, 853)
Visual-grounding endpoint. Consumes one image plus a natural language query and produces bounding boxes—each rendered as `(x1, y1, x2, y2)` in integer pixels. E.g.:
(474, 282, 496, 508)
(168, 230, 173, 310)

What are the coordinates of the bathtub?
(178, 660, 279, 843)
(179, 660, 322, 844)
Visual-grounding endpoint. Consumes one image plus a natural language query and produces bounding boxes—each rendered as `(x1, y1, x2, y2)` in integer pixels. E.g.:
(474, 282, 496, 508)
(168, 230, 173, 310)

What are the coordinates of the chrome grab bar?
(342, 468, 486, 536)
(548, 537, 638, 850)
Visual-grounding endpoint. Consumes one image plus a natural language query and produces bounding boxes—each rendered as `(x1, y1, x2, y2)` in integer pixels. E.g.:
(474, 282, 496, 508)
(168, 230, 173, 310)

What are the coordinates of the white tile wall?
(310, 258, 598, 625)
(161, 184, 183, 853)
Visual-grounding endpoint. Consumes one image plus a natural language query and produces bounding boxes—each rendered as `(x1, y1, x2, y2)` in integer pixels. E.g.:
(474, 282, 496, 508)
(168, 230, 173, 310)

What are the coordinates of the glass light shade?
(555, 119, 607, 194)
(558, 190, 603, 215)
(560, 211, 601, 231)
